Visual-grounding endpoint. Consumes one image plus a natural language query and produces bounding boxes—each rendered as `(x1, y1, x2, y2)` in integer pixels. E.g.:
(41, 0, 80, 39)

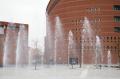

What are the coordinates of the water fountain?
(46, 14, 54, 65)
(54, 33, 57, 65)
(68, 30, 78, 68)
(95, 36, 103, 68)
(107, 50, 111, 67)
(81, 17, 95, 66)
(3, 26, 9, 67)
(3, 24, 17, 67)
(68, 30, 74, 65)
(81, 17, 103, 67)
(16, 24, 28, 67)
(54, 16, 64, 65)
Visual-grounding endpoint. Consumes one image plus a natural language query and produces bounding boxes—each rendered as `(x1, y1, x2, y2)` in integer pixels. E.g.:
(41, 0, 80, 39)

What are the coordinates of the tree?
(31, 40, 43, 70)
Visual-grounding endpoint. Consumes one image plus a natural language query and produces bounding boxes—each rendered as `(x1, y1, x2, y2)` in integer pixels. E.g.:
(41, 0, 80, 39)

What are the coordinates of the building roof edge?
(46, 0, 60, 14)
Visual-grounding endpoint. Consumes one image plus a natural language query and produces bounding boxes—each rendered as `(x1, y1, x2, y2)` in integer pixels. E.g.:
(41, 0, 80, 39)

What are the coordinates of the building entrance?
(69, 58, 78, 65)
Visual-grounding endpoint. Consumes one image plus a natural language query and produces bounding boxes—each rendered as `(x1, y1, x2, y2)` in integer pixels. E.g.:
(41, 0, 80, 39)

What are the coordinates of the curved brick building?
(45, 0, 120, 65)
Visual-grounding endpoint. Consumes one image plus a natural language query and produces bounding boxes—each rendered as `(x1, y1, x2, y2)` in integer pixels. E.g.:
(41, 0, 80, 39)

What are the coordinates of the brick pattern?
(45, 0, 120, 64)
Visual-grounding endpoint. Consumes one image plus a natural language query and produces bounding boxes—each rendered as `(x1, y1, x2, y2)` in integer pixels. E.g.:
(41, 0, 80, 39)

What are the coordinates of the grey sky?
(0, 0, 50, 50)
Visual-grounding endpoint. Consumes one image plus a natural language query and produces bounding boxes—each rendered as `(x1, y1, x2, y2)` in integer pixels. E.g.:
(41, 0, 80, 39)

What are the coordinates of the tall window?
(113, 5, 120, 10)
(114, 16, 120, 22)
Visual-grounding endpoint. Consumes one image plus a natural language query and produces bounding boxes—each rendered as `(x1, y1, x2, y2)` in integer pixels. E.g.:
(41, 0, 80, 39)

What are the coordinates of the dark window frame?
(114, 27, 120, 32)
(113, 5, 120, 10)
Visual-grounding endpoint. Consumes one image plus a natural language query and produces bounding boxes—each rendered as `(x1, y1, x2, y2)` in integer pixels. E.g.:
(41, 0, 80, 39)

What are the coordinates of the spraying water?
(81, 17, 103, 67)
(54, 16, 64, 65)
(3, 25, 17, 67)
(16, 24, 27, 67)
(3, 26, 9, 67)
(68, 30, 74, 65)
(95, 36, 103, 67)
(81, 17, 94, 66)
(107, 50, 111, 67)
(46, 14, 54, 64)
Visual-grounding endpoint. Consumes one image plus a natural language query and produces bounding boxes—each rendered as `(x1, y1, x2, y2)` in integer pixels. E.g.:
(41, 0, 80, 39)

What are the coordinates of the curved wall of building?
(45, 0, 120, 64)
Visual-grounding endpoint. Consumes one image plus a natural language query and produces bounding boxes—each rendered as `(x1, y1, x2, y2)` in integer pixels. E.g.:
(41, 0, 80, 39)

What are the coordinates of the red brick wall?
(45, 0, 120, 64)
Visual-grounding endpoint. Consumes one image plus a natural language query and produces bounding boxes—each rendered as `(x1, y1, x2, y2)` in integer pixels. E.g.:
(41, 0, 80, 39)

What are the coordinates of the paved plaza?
(0, 65, 120, 79)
